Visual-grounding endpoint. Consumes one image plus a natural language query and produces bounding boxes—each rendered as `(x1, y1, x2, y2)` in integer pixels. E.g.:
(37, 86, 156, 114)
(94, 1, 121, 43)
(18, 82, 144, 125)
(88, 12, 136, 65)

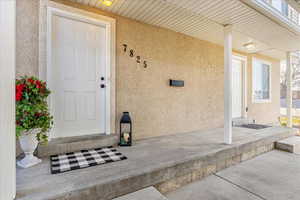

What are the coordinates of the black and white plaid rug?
(50, 146, 127, 174)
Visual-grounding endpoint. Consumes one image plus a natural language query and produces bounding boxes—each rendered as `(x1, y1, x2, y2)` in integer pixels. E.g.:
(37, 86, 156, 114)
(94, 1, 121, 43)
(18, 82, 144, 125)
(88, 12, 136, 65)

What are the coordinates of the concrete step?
(37, 134, 118, 157)
(275, 136, 300, 154)
(113, 187, 168, 200)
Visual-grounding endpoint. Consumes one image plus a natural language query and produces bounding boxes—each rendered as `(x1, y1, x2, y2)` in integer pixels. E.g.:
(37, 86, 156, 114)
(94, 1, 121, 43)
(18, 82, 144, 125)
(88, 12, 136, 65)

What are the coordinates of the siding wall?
(16, 0, 281, 140)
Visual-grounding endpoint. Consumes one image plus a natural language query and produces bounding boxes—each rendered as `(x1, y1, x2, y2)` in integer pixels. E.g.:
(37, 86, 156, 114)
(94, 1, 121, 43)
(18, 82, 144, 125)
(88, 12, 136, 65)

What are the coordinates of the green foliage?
(16, 76, 53, 143)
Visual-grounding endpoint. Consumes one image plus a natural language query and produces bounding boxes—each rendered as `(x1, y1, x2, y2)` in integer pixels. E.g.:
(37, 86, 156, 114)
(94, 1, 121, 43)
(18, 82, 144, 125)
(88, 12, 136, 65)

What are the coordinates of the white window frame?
(252, 57, 272, 103)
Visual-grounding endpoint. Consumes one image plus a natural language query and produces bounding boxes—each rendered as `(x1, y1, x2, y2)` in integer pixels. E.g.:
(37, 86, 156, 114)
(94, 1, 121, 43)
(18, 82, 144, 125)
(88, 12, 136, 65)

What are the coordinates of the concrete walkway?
(167, 150, 300, 200)
(114, 187, 168, 200)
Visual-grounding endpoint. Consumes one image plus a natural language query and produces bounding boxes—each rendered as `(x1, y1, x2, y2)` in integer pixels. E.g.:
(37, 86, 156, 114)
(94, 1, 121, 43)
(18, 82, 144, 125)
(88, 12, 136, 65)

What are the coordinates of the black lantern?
(119, 112, 132, 146)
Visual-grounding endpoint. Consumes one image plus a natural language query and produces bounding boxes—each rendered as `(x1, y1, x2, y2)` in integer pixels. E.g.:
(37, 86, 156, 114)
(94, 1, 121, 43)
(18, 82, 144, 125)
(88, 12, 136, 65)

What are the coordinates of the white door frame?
(45, 7, 116, 138)
(233, 54, 248, 118)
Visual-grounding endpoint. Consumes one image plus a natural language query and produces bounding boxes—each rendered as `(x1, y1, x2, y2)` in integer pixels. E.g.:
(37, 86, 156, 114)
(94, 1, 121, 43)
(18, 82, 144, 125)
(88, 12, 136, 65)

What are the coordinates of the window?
(272, 0, 282, 12)
(262, 0, 271, 4)
(252, 58, 271, 103)
(259, 0, 293, 21)
(288, 5, 299, 24)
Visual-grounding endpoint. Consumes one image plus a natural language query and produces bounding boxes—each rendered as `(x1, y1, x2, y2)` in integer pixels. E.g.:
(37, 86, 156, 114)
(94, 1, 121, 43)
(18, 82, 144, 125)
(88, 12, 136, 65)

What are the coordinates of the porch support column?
(224, 25, 233, 145)
(286, 51, 293, 127)
(0, 0, 16, 199)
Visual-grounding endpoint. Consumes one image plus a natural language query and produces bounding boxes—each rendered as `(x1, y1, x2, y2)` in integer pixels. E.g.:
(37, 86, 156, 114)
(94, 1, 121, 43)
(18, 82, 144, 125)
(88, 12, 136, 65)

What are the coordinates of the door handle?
(100, 84, 106, 88)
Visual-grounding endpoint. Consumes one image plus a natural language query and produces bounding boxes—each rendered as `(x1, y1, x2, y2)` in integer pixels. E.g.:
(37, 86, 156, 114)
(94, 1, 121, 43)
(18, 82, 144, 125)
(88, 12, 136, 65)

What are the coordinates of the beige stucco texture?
(16, 0, 40, 77)
(246, 54, 280, 124)
(16, 0, 280, 140)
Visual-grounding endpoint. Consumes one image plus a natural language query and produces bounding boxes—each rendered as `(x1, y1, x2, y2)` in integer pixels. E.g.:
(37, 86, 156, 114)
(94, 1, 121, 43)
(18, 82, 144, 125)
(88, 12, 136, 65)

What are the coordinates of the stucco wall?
(246, 54, 281, 124)
(16, 0, 281, 140)
(16, 0, 39, 77)
(116, 21, 225, 139)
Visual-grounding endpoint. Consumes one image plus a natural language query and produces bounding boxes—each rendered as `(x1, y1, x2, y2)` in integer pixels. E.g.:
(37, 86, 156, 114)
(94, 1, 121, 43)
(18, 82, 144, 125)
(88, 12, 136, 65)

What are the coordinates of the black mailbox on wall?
(169, 79, 184, 87)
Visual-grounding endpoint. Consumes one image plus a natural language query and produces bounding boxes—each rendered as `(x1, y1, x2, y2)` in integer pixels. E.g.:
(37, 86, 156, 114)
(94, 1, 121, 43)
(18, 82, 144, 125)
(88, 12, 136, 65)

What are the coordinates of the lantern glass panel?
(120, 123, 131, 145)
(121, 123, 131, 133)
(119, 112, 132, 146)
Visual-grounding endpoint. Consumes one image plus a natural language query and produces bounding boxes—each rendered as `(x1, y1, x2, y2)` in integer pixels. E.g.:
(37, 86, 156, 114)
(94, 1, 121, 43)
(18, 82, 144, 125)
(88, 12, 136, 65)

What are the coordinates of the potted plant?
(16, 76, 53, 168)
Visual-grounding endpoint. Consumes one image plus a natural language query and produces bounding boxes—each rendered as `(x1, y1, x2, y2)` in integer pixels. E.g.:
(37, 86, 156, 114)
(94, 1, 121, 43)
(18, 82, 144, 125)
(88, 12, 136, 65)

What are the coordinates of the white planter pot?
(17, 129, 42, 168)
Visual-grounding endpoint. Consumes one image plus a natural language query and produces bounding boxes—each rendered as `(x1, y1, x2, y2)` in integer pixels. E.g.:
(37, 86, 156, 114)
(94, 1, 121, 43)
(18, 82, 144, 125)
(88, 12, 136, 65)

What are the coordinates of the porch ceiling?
(69, 0, 300, 59)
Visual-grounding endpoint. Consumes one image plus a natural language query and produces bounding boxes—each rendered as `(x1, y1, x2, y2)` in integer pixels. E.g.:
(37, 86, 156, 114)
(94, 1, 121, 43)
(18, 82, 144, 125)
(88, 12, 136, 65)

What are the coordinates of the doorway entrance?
(232, 55, 247, 119)
(46, 7, 116, 138)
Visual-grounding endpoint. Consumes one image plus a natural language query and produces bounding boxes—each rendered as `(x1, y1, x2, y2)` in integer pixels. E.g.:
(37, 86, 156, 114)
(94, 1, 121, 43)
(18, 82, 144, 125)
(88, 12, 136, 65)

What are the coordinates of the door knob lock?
(101, 84, 106, 88)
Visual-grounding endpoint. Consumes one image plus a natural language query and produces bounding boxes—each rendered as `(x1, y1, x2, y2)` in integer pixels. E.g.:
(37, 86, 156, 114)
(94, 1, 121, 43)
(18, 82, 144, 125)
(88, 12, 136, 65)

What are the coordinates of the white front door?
(51, 15, 106, 138)
(232, 58, 243, 119)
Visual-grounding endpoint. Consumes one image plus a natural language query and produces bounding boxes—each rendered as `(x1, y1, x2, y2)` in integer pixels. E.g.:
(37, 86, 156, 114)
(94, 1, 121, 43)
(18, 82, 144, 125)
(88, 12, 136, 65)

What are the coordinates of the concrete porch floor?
(16, 126, 295, 200)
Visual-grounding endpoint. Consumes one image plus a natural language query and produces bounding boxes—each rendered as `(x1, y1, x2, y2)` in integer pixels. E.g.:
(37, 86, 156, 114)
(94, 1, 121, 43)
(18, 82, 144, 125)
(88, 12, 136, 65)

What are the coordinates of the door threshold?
(50, 133, 109, 144)
(37, 134, 118, 157)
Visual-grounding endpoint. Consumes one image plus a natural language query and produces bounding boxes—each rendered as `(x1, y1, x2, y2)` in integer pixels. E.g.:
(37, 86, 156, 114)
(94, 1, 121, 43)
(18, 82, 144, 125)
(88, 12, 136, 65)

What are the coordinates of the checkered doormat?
(50, 146, 127, 174)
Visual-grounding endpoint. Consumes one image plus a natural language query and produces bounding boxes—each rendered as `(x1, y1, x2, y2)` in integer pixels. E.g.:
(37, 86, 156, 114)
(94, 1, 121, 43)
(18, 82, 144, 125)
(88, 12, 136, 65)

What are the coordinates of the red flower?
(27, 78, 35, 84)
(16, 84, 25, 92)
(35, 80, 42, 89)
(16, 91, 22, 101)
(16, 84, 25, 101)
